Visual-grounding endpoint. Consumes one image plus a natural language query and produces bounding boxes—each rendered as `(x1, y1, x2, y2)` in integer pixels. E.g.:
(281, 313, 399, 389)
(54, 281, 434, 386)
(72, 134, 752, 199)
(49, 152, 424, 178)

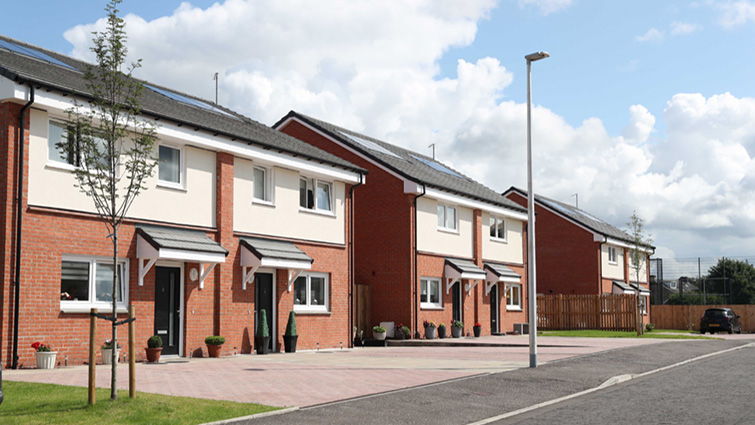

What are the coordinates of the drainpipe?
(348, 174, 363, 348)
(413, 185, 426, 337)
(12, 83, 35, 369)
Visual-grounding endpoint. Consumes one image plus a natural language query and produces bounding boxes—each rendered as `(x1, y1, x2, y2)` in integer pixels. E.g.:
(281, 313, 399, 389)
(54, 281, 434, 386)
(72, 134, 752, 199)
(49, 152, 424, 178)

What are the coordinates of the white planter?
(374, 331, 386, 341)
(35, 351, 57, 369)
(101, 348, 120, 365)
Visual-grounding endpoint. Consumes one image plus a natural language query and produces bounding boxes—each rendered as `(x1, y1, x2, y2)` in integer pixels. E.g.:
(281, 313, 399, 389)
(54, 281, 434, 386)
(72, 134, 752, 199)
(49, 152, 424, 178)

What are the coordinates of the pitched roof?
(276, 111, 525, 213)
(505, 186, 654, 248)
(0, 34, 365, 175)
(239, 237, 313, 263)
(136, 225, 228, 256)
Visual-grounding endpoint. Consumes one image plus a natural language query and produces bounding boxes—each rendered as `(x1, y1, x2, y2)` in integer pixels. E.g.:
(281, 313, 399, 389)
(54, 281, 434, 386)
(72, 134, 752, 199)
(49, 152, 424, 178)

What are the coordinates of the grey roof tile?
(239, 237, 313, 263)
(277, 111, 526, 213)
(136, 225, 228, 255)
(445, 258, 485, 275)
(484, 262, 521, 279)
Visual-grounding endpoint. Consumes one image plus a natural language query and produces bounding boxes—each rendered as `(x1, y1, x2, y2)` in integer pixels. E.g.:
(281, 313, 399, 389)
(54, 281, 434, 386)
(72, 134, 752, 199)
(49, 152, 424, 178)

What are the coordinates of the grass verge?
(538, 330, 716, 339)
(0, 381, 279, 425)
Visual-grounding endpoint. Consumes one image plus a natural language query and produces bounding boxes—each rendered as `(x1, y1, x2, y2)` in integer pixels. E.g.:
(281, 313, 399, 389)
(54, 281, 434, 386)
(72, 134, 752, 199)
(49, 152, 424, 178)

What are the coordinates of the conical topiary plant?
(283, 311, 298, 353)
(257, 309, 270, 337)
(284, 311, 297, 336)
(256, 309, 270, 355)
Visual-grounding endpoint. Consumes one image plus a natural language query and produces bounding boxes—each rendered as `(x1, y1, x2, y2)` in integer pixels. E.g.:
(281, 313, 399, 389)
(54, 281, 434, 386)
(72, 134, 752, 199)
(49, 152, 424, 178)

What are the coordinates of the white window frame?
(437, 203, 458, 233)
(506, 283, 522, 311)
(157, 144, 186, 190)
(59, 255, 129, 313)
(46, 119, 77, 171)
(252, 165, 274, 205)
(420, 277, 443, 309)
(669, 281, 678, 290)
(299, 176, 334, 215)
(490, 216, 507, 242)
(608, 246, 617, 265)
(293, 272, 330, 313)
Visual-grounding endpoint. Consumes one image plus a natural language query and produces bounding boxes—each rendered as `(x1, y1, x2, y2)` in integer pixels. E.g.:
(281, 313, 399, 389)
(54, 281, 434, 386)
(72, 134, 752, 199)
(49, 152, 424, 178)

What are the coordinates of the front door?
(255, 273, 274, 351)
(490, 284, 499, 334)
(452, 281, 462, 323)
(155, 266, 181, 356)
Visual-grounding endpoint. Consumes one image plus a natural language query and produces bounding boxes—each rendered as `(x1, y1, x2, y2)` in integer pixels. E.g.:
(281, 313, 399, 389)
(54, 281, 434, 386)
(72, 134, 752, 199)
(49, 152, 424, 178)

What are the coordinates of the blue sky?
(4, 0, 755, 259)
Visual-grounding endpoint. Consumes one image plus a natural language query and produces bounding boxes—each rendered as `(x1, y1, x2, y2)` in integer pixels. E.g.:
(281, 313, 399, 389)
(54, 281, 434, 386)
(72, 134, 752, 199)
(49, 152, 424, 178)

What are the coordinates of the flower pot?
(255, 336, 270, 355)
(207, 344, 223, 358)
(451, 326, 463, 338)
(473, 325, 481, 337)
(437, 326, 447, 339)
(374, 331, 386, 341)
(101, 348, 120, 365)
(145, 347, 162, 363)
(425, 326, 436, 340)
(283, 335, 298, 353)
(394, 331, 405, 340)
(35, 351, 57, 369)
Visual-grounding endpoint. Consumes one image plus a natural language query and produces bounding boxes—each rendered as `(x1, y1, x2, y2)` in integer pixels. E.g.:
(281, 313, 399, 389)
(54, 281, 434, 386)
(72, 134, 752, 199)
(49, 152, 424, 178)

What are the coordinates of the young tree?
(626, 211, 653, 335)
(58, 0, 157, 400)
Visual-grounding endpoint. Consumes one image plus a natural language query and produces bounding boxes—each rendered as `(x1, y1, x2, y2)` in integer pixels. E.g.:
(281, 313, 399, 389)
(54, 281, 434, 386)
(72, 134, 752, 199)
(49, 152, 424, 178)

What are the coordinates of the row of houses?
(0, 35, 653, 368)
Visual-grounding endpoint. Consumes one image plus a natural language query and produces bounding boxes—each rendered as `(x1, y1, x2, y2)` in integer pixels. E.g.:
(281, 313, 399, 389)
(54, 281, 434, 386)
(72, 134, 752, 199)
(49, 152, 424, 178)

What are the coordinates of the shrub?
(373, 326, 386, 333)
(147, 335, 163, 348)
(256, 309, 270, 338)
(204, 336, 225, 346)
(284, 311, 297, 336)
(645, 323, 655, 332)
(452, 320, 463, 328)
(438, 323, 446, 329)
(401, 326, 411, 337)
(423, 320, 436, 328)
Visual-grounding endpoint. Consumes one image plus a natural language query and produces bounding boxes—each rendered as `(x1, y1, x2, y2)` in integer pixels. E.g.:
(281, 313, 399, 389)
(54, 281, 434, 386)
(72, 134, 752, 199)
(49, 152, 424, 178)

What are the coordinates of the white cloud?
(670, 21, 701, 35)
(635, 27, 664, 42)
(516, 0, 573, 15)
(716, 0, 755, 27)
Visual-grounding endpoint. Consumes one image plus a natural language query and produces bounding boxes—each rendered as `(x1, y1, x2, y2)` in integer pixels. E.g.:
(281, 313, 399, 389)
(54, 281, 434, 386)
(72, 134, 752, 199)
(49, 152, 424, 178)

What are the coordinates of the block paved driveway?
(3, 335, 692, 408)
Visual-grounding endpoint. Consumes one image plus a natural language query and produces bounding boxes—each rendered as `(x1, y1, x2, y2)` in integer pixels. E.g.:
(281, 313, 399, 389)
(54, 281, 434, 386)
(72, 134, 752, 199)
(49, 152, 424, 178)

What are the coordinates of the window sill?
(490, 237, 508, 244)
(437, 227, 459, 235)
(45, 161, 76, 172)
(157, 181, 187, 192)
(292, 308, 331, 315)
(252, 199, 275, 208)
(506, 306, 523, 312)
(299, 207, 336, 218)
(60, 304, 128, 314)
(420, 305, 444, 310)
(608, 261, 618, 266)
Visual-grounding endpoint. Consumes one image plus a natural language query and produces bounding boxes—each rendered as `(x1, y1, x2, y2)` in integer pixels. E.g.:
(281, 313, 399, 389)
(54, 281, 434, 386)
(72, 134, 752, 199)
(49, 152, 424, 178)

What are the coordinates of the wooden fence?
(537, 294, 638, 331)
(651, 304, 755, 332)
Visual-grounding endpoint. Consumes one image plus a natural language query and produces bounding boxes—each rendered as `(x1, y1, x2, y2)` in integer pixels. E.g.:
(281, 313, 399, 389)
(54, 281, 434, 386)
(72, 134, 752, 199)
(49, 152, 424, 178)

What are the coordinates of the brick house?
(275, 112, 529, 337)
(503, 187, 654, 322)
(0, 35, 367, 368)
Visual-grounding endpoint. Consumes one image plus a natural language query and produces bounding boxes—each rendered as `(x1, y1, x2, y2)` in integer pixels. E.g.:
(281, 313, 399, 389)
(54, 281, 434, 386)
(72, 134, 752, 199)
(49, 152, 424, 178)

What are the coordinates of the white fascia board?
(424, 188, 528, 221)
(260, 257, 312, 271)
(0, 76, 29, 102)
(158, 248, 226, 264)
(605, 237, 653, 254)
(12, 84, 362, 184)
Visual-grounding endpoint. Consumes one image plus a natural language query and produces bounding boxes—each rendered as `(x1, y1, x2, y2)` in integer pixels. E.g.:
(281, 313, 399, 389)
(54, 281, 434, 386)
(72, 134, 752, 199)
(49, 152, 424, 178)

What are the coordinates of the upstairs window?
(300, 177, 333, 213)
(437, 204, 457, 231)
(48, 121, 78, 166)
(608, 247, 617, 264)
(253, 166, 273, 203)
(490, 216, 506, 241)
(48, 120, 110, 170)
(158, 145, 183, 187)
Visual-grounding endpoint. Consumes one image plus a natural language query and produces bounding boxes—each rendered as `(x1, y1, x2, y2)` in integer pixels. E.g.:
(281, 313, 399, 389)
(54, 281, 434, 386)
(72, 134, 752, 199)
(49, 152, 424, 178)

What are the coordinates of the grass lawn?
(538, 330, 716, 339)
(0, 381, 279, 425)
(652, 329, 698, 334)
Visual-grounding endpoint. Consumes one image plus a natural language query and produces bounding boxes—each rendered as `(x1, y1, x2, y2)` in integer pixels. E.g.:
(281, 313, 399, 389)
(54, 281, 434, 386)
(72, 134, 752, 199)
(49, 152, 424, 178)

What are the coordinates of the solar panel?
(543, 200, 603, 223)
(340, 132, 402, 159)
(411, 155, 464, 178)
(0, 39, 78, 71)
(144, 84, 236, 118)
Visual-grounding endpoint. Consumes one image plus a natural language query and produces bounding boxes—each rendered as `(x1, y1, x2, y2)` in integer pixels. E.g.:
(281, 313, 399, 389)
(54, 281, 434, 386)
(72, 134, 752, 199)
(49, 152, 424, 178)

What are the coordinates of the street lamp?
(525, 51, 549, 368)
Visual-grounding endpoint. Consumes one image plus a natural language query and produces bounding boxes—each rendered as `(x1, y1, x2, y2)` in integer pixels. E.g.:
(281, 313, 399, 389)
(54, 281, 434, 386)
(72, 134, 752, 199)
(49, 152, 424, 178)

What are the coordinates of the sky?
(3, 0, 755, 260)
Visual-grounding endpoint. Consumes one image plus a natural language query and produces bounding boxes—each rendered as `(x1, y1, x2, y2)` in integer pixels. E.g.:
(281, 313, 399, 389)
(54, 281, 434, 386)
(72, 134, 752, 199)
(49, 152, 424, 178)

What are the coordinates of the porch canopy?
(136, 225, 228, 288)
(613, 280, 650, 295)
(239, 237, 313, 291)
(445, 258, 486, 295)
(483, 263, 522, 296)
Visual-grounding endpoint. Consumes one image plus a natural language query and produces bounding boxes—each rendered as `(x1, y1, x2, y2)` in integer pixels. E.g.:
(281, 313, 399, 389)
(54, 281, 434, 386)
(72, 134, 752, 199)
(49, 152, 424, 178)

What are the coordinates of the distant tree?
(58, 0, 157, 400)
(706, 258, 755, 304)
(626, 211, 653, 335)
(667, 294, 724, 305)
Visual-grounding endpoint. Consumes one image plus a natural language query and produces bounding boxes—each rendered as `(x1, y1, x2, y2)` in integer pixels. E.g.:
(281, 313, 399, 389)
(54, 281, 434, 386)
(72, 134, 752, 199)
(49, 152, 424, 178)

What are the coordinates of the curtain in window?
(61, 261, 89, 301)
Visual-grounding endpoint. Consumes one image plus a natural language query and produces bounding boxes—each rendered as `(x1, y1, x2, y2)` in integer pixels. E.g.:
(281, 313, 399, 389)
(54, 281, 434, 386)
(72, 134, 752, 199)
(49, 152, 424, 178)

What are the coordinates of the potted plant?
(32, 342, 57, 369)
(256, 309, 270, 355)
(373, 325, 386, 340)
(205, 336, 225, 358)
(101, 339, 120, 365)
(283, 311, 298, 353)
(145, 335, 163, 363)
(451, 320, 463, 338)
(437, 323, 447, 339)
(423, 320, 437, 340)
(473, 322, 482, 337)
(401, 325, 411, 339)
(393, 323, 405, 340)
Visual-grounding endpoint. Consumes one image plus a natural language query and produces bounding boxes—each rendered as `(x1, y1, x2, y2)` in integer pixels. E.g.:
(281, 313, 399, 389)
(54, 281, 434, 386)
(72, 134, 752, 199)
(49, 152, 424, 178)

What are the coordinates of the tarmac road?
(240, 339, 754, 425)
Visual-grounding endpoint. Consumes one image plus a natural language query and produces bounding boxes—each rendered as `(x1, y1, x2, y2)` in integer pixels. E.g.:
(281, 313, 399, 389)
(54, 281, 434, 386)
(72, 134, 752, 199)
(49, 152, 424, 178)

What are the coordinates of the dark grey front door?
(452, 282, 462, 323)
(255, 273, 274, 351)
(155, 266, 181, 356)
(490, 284, 499, 333)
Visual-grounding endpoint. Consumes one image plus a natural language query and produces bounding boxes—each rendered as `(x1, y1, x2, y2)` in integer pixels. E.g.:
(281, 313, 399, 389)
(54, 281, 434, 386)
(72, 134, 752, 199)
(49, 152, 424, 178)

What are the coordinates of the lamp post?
(525, 51, 549, 368)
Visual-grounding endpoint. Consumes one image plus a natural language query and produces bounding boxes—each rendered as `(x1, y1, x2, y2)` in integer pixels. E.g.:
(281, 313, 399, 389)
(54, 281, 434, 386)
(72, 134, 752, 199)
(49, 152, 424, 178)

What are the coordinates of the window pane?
(496, 219, 505, 239)
(95, 263, 122, 302)
(93, 136, 110, 169)
(294, 276, 306, 305)
(489, 216, 496, 237)
(158, 145, 180, 183)
(310, 276, 325, 306)
(429, 280, 439, 304)
(316, 182, 331, 211)
(437, 205, 445, 227)
(48, 121, 69, 163)
(513, 286, 521, 306)
(299, 179, 308, 208)
(447, 207, 456, 230)
(420, 279, 428, 303)
(253, 167, 266, 200)
(61, 261, 89, 301)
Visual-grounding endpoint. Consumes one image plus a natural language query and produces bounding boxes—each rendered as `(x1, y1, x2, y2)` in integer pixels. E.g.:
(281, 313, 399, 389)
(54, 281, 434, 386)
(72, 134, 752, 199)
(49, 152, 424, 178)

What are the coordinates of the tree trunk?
(111, 228, 118, 400)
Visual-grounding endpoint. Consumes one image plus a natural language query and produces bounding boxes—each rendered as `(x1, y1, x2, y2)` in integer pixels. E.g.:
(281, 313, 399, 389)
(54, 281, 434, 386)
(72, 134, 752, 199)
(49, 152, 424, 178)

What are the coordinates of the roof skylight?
(411, 155, 464, 178)
(0, 39, 78, 71)
(145, 84, 237, 118)
(340, 132, 402, 159)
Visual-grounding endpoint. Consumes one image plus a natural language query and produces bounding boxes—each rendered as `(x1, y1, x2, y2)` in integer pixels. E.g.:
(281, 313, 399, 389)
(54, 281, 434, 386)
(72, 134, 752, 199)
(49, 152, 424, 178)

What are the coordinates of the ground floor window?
(60, 256, 128, 312)
(293, 272, 329, 313)
(506, 284, 522, 310)
(420, 277, 442, 309)
(640, 295, 648, 315)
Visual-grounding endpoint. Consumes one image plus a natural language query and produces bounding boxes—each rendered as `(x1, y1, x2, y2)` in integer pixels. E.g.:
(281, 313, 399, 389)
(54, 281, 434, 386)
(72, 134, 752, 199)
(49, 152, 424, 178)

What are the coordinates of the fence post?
(88, 308, 97, 405)
(128, 304, 136, 399)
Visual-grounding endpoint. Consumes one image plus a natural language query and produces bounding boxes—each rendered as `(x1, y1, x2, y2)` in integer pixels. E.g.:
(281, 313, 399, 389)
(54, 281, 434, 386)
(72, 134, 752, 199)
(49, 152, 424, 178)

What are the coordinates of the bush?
(204, 336, 225, 346)
(147, 335, 163, 348)
(645, 323, 655, 332)
(284, 311, 297, 336)
(452, 320, 463, 328)
(256, 309, 270, 338)
(373, 326, 386, 333)
(401, 326, 411, 337)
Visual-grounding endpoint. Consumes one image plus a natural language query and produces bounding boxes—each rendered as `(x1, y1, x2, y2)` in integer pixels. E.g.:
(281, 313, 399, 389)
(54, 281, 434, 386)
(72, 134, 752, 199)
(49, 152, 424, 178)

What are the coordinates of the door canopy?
(239, 237, 314, 291)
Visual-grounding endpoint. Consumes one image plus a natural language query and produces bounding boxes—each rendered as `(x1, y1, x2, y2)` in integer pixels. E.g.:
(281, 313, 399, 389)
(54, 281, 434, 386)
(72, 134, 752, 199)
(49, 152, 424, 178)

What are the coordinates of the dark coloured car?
(700, 308, 742, 334)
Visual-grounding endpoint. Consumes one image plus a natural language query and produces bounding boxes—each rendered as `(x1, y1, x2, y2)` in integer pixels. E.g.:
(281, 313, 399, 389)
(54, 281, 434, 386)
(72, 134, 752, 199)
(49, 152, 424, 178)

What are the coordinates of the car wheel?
(700, 329, 706, 334)
(710, 330, 715, 334)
